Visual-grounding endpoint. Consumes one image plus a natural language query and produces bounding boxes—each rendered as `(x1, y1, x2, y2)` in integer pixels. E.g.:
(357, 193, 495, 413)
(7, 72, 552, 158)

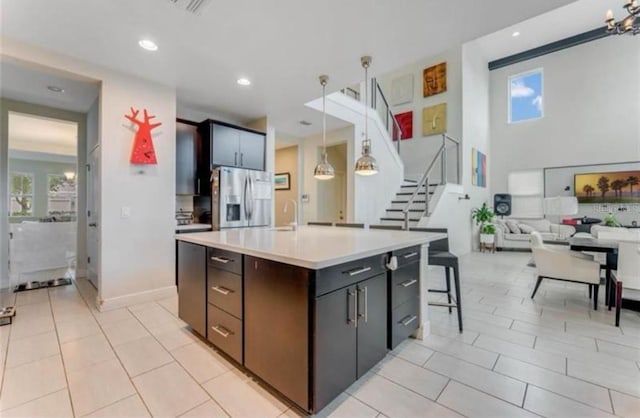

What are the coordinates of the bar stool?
(411, 227, 463, 332)
(335, 223, 365, 228)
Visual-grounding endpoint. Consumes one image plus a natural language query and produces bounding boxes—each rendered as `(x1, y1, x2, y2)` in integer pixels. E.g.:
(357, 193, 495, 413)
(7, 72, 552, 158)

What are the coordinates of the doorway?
(317, 143, 347, 222)
(7, 112, 79, 287)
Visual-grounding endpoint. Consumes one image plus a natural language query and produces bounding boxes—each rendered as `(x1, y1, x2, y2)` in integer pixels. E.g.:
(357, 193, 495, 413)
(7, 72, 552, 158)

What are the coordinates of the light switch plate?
(121, 206, 131, 219)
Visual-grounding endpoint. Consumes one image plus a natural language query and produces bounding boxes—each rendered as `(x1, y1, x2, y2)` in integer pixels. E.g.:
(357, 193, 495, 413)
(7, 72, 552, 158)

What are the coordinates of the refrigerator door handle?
(243, 176, 249, 220)
(248, 176, 254, 220)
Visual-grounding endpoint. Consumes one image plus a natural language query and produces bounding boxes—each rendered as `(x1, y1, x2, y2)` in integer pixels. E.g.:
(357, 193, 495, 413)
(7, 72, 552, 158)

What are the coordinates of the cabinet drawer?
(393, 246, 421, 268)
(315, 253, 387, 296)
(390, 296, 419, 349)
(207, 247, 242, 274)
(390, 263, 420, 309)
(207, 267, 242, 319)
(207, 304, 243, 364)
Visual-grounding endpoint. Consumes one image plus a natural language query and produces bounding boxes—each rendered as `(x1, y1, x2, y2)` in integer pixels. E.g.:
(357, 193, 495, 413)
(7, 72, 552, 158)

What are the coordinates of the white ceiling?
(475, 0, 618, 62)
(0, 0, 579, 136)
(8, 112, 78, 156)
(0, 59, 99, 113)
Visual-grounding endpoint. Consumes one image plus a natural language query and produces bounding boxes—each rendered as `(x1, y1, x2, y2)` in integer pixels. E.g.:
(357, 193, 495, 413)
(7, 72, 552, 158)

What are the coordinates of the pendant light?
(314, 75, 335, 180)
(355, 55, 379, 176)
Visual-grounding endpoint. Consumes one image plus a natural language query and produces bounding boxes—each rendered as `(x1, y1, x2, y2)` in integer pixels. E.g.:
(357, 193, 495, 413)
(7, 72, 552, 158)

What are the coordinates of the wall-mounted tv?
(574, 170, 640, 203)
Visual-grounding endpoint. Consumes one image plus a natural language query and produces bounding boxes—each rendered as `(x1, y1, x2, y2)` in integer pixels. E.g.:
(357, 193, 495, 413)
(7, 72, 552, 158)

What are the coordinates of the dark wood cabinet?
(356, 274, 388, 377)
(198, 120, 265, 176)
(314, 272, 387, 411)
(244, 256, 310, 411)
(176, 120, 199, 195)
(176, 241, 422, 414)
(177, 241, 207, 336)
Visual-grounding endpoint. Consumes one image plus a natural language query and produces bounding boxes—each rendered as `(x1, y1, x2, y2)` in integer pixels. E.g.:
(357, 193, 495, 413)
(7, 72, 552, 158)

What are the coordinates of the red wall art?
(125, 107, 162, 164)
(393, 111, 413, 141)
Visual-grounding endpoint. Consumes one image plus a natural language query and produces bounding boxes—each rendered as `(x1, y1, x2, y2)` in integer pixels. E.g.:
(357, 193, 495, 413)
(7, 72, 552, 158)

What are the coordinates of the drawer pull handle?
(211, 286, 232, 295)
(401, 279, 418, 288)
(401, 315, 418, 327)
(346, 266, 372, 276)
(403, 252, 419, 259)
(211, 325, 232, 338)
(211, 256, 231, 264)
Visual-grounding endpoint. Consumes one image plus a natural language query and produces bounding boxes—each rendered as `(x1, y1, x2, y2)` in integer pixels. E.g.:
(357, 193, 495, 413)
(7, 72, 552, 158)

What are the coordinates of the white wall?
(300, 125, 355, 223)
(461, 41, 491, 252)
(2, 38, 177, 308)
(490, 35, 640, 196)
(377, 46, 463, 181)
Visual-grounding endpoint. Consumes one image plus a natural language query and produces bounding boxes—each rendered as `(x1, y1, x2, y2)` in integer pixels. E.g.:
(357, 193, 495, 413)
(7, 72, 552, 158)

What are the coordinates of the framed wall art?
(393, 111, 413, 140)
(423, 62, 447, 97)
(421, 103, 447, 136)
(274, 172, 291, 191)
(390, 74, 414, 106)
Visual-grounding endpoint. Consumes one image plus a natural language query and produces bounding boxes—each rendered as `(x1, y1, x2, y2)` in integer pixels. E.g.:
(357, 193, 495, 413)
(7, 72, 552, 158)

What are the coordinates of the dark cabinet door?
(356, 274, 388, 378)
(177, 242, 206, 336)
(244, 256, 310, 411)
(211, 124, 240, 167)
(314, 285, 358, 411)
(238, 130, 265, 170)
(176, 122, 197, 195)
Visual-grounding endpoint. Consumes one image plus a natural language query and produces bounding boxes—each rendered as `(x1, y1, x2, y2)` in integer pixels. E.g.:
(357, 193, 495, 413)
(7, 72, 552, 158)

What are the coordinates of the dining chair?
(530, 232, 602, 309)
(334, 223, 365, 228)
(307, 222, 333, 226)
(611, 240, 640, 326)
(410, 227, 462, 332)
(369, 225, 403, 230)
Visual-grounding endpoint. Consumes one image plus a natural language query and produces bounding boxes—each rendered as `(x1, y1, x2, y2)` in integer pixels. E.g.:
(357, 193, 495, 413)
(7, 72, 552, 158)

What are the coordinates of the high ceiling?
(1, 0, 578, 135)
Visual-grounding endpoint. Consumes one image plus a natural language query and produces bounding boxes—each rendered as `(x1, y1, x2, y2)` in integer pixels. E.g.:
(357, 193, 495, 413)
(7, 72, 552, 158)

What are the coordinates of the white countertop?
(176, 226, 446, 269)
(176, 223, 212, 232)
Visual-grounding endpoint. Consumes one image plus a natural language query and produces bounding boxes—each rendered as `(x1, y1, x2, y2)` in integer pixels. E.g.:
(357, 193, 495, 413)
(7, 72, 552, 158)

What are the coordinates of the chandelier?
(606, 0, 639, 35)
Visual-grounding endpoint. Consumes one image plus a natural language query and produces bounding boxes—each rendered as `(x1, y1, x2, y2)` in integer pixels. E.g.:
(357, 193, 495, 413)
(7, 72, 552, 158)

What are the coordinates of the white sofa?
(494, 218, 576, 250)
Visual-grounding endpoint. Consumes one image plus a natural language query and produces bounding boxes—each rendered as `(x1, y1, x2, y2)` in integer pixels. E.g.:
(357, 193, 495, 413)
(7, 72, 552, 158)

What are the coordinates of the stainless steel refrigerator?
(211, 167, 273, 229)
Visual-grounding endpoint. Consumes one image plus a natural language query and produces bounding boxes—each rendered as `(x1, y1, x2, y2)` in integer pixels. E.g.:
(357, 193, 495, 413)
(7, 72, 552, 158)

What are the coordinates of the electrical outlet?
(121, 206, 131, 219)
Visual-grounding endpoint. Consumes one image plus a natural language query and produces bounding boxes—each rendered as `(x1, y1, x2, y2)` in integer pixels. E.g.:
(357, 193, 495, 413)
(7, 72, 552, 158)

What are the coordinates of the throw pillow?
(518, 224, 535, 234)
(506, 220, 521, 234)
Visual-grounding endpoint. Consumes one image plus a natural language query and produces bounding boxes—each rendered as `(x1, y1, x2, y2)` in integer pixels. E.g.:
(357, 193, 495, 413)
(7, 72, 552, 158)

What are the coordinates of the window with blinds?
(507, 170, 544, 218)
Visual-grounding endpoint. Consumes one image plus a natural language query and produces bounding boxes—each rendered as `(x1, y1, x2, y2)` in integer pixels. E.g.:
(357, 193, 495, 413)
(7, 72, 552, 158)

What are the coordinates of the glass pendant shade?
(314, 75, 335, 180)
(355, 139, 379, 176)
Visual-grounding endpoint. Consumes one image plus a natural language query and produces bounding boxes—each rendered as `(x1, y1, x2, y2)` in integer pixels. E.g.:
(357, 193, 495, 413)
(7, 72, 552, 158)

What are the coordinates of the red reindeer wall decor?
(125, 107, 162, 164)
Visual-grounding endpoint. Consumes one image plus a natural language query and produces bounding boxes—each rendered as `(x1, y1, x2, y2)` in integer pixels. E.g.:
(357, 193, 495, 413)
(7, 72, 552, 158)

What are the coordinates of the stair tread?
(380, 217, 422, 221)
(387, 209, 423, 212)
(392, 200, 426, 204)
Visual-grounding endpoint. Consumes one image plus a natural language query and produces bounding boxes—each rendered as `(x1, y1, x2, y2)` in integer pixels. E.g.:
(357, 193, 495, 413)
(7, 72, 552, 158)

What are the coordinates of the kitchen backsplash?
(175, 195, 194, 213)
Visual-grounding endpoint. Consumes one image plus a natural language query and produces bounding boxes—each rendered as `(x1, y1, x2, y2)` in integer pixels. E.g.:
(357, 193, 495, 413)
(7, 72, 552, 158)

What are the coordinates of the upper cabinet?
(200, 120, 266, 171)
(176, 120, 199, 195)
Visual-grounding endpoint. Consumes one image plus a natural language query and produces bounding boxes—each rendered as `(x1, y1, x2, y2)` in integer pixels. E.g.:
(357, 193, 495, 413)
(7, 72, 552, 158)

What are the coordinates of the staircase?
(379, 180, 437, 228)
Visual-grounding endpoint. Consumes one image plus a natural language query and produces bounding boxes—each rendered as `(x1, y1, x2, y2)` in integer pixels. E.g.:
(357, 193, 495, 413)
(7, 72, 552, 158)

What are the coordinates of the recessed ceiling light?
(512, 31, 521, 37)
(47, 85, 65, 93)
(138, 39, 158, 51)
(237, 78, 251, 86)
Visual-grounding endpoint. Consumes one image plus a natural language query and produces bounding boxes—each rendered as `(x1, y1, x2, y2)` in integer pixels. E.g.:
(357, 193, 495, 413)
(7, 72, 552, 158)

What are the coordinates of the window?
(508, 69, 543, 123)
(508, 170, 544, 218)
(9, 172, 34, 217)
(47, 174, 77, 218)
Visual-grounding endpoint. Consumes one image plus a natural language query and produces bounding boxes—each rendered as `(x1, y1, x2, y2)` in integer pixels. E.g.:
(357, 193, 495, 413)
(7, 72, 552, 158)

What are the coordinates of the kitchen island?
(176, 226, 445, 413)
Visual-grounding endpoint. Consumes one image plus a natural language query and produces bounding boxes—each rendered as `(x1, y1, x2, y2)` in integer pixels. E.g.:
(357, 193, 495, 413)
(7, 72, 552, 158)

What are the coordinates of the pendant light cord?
(364, 62, 368, 149)
(322, 80, 327, 154)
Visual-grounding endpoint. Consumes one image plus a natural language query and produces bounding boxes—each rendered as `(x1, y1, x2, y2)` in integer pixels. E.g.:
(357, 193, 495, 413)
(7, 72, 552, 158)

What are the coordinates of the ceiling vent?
(168, 0, 210, 14)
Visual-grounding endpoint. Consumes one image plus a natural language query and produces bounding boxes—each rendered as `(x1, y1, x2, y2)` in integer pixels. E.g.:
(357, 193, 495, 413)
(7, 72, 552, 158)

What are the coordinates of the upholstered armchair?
(529, 231, 602, 309)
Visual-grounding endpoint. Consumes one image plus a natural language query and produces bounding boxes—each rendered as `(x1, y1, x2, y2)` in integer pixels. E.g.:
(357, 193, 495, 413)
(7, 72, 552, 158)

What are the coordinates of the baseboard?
(413, 320, 431, 340)
(98, 285, 177, 312)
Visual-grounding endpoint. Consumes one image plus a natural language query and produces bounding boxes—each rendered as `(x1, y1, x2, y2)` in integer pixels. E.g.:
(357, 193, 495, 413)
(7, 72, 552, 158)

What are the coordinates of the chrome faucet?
(283, 199, 298, 231)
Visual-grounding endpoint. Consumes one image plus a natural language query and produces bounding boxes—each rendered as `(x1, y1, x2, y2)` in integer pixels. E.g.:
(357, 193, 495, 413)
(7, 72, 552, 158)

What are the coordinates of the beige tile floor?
(1, 251, 640, 417)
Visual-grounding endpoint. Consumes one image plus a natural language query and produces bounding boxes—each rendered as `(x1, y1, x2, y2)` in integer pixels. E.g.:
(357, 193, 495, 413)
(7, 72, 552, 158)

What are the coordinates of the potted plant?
(472, 202, 496, 244)
(603, 213, 621, 227)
